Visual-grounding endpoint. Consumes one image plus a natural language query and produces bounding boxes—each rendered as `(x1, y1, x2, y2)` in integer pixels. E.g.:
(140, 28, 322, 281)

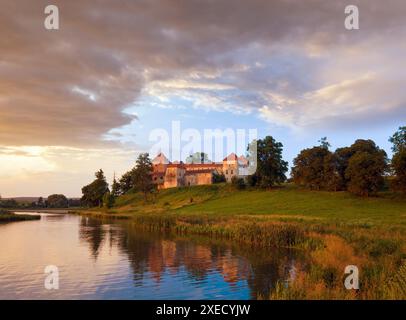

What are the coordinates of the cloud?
(1, 0, 406, 147)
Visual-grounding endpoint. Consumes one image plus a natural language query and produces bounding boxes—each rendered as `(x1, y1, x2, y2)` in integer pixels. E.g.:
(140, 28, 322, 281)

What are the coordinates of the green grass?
(172, 184, 405, 226)
(91, 183, 406, 228)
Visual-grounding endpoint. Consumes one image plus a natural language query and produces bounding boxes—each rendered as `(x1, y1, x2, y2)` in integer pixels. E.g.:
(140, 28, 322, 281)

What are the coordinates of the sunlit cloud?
(1, 0, 405, 196)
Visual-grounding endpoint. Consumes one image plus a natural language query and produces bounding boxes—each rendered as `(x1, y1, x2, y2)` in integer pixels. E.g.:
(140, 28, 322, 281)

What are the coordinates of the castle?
(152, 152, 249, 189)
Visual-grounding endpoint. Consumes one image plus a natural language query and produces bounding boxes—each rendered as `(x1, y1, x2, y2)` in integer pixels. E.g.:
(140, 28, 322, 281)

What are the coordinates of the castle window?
(226, 170, 228, 174)
(231, 170, 233, 174)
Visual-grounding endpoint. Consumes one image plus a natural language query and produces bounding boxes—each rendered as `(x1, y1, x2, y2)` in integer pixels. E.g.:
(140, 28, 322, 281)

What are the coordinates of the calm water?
(0, 213, 303, 299)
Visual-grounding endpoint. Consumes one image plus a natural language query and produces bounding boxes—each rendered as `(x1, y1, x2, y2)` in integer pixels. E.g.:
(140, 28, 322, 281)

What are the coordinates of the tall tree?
(118, 169, 135, 195)
(345, 151, 387, 196)
(102, 191, 115, 209)
(389, 126, 406, 194)
(390, 149, 406, 194)
(47, 194, 68, 208)
(335, 139, 386, 187)
(252, 136, 288, 187)
(292, 146, 331, 190)
(131, 153, 154, 201)
(111, 173, 120, 197)
(389, 126, 406, 153)
(81, 169, 109, 207)
(323, 153, 345, 191)
(318, 137, 331, 150)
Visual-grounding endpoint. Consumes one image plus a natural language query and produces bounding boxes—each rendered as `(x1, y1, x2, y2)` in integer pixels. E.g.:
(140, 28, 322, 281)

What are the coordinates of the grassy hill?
(77, 183, 406, 299)
(100, 183, 406, 227)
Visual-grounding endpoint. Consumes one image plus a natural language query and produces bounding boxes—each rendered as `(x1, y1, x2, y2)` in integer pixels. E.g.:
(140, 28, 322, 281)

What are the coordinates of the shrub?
(231, 176, 246, 189)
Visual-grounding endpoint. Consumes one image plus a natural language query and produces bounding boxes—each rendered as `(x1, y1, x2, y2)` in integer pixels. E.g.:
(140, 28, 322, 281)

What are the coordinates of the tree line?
(291, 126, 405, 196)
(0, 194, 80, 209)
(80, 126, 405, 208)
(81, 153, 154, 208)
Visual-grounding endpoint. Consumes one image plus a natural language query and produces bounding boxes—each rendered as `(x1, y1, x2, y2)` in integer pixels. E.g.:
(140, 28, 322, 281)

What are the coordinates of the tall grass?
(0, 210, 40, 222)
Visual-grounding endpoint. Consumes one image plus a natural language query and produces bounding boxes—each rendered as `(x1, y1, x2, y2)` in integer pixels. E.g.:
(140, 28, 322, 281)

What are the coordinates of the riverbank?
(0, 209, 41, 222)
(14, 209, 71, 214)
(73, 184, 406, 299)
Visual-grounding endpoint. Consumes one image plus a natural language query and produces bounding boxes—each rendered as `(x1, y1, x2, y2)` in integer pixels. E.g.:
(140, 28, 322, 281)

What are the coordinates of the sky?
(0, 0, 405, 197)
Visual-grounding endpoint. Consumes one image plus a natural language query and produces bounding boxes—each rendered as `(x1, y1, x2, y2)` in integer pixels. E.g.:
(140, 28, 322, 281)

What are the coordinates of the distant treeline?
(80, 126, 406, 208)
(0, 194, 81, 209)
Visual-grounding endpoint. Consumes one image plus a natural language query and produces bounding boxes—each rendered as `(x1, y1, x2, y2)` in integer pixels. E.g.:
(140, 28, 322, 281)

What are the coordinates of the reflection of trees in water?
(79, 219, 304, 297)
(78, 217, 122, 260)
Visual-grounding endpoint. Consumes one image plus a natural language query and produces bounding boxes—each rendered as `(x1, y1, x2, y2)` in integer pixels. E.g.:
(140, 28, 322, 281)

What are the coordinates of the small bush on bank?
(231, 176, 246, 190)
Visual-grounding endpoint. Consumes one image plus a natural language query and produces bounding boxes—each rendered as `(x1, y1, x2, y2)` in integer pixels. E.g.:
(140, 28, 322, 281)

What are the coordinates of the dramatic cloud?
(1, 0, 405, 196)
(1, 0, 405, 146)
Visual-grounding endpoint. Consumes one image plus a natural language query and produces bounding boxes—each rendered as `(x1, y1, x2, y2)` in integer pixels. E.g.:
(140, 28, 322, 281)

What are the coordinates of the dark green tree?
(81, 169, 109, 207)
(231, 176, 246, 190)
(212, 171, 226, 183)
(131, 153, 154, 201)
(389, 126, 406, 153)
(389, 127, 406, 194)
(111, 174, 120, 197)
(37, 197, 44, 207)
(335, 139, 386, 188)
(292, 146, 331, 190)
(390, 149, 406, 194)
(318, 137, 331, 150)
(118, 169, 135, 195)
(252, 136, 288, 187)
(102, 191, 115, 209)
(323, 152, 345, 191)
(345, 151, 387, 196)
(47, 194, 69, 208)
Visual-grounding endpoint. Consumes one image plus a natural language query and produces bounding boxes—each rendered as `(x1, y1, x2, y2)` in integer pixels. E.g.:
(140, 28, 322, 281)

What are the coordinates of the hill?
(100, 183, 406, 227)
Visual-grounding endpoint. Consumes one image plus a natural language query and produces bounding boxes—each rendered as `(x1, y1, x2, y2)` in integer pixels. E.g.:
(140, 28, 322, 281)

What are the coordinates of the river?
(0, 213, 303, 299)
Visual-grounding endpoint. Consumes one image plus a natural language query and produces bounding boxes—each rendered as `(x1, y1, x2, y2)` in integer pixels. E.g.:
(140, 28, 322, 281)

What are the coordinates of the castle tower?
(222, 153, 238, 182)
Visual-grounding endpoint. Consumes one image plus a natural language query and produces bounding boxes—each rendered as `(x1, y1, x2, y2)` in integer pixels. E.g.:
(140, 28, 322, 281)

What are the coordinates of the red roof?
(223, 153, 238, 161)
(152, 152, 171, 164)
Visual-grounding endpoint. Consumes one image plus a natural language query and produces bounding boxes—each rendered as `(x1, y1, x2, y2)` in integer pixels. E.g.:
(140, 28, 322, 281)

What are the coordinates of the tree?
(186, 152, 211, 164)
(231, 176, 246, 190)
(118, 169, 135, 195)
(132, 153, 154, 201)
(335, 139, 387, 188)
(318, 137, 331, 150)
(345, 151, 387, 196)
(111, 174, 120, 197)
(323, 153, 345, 191)
(102, 191, 114, 209)
(389, 127, 406, 194)
(38, 197, 44, 207)
(292, 146, 331, 190)
(390, 149, 406, 194)
(389, 126, 406, 153)
(212, 171, 226, 183)
(252, 136, 288, 187)
(81, 169, 109, 207)
(47, 194, 68, 208)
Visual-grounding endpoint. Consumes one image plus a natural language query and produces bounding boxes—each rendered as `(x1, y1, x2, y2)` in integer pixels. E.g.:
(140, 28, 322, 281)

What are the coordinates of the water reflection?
(79, 217, 304, 299)
(0, 215, 305, 299)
